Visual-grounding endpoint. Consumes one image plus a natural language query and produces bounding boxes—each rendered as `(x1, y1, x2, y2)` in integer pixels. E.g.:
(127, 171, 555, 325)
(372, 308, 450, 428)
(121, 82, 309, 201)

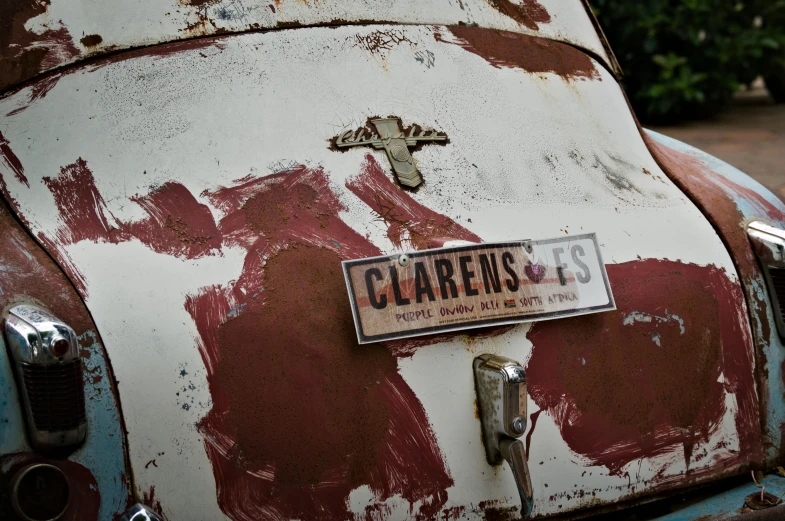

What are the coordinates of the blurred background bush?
(593, 0, 785, 124)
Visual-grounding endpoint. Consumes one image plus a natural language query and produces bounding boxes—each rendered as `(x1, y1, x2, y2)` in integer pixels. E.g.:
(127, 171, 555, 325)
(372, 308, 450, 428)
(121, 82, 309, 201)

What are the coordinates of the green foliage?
(593, 0, 785, 123)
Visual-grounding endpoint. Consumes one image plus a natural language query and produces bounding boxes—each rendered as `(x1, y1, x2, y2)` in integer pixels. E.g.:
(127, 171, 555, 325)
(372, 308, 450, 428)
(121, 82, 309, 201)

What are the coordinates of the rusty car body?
(2, 0, 785, 520)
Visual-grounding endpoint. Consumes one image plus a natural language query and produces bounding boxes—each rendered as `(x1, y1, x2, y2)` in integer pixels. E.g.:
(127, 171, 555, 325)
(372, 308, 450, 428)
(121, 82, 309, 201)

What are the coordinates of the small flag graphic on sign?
(504, 299, 516, 309)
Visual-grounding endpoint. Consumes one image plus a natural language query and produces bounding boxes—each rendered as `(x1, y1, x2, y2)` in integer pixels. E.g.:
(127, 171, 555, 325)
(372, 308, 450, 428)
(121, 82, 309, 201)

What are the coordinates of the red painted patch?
(0, 132, 28, 187)
(439, 26, 599, 81)
(525, 409, 542, 459)
(142, 486, 164, 518)
(0, 453, 100, 521)
(487, 0, 551, 30)
(526, 259, 760, 475)
(346, 154, 481, 250)
(126, 181, 222, 259)
(185, 165, 453, 520)
(39, 159, 224, 294)
(43, 159, 117, 245)
(4, 74, 64, 118)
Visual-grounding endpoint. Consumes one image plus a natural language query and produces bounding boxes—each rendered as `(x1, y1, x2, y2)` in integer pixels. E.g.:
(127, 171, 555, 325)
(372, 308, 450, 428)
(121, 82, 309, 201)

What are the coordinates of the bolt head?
(512, 416, 525, 435)
(398, 254, 411, 267)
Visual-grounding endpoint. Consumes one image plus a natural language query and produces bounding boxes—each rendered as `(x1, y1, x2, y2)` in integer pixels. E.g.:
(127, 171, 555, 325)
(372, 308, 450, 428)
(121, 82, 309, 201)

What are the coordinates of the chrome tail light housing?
(3, 304, 86, 449)
(748, 221, 785, 338)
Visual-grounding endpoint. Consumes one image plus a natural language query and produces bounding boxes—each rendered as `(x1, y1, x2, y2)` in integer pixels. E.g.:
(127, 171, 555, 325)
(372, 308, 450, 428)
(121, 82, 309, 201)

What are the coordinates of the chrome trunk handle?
(473, 354, 533, 517)
(500, 438, 534, 516)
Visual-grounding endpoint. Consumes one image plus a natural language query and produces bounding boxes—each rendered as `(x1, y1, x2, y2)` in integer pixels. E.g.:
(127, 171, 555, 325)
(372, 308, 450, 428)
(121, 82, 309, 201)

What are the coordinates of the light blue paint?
(0, 336, 27, 453)
(647, 129, 785, 463)
(69, 330, 130, 521)
(226, 302, 247, 318)
(654, 474, 785, 521)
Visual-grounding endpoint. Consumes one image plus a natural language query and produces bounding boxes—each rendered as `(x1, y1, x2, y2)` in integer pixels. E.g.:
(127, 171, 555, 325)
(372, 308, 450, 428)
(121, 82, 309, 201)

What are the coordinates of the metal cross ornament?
(334, 118, 447, 188)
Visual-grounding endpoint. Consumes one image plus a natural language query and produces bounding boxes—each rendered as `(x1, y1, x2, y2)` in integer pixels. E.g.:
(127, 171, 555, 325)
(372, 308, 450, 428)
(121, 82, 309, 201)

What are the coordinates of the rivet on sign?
(398, 254, 411, 268)
(524, 242, 533, 254)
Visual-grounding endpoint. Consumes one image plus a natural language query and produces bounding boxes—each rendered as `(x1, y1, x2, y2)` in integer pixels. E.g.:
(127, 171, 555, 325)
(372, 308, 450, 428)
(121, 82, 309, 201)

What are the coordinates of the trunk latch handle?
(473, 354, 533, 517)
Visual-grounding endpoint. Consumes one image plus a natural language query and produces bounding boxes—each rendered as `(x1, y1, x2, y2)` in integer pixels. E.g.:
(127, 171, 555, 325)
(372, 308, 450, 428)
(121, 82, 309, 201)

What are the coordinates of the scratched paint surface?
(0, 201, 130, 519)
(0, 0, 610, 95)
(646, 130, 785, 467)
(0, 25, 755, 519)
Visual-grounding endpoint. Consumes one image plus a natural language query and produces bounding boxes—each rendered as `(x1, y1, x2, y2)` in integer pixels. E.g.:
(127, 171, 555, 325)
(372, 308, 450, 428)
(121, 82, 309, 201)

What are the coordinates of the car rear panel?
(0, 24, 761, 520)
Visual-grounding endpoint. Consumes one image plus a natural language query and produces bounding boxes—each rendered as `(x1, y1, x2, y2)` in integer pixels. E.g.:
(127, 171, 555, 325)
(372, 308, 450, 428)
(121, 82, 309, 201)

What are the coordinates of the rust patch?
(185, 165, 453, 520)
(183, 10, 217, 37)
(0, 0, 79, 92)
(526, 259, 761, 474)
(441, 26, 599, 81)
(79, 34, 103, 47)
(346, 153, 481, 250)
(484, 504, 519, 521)
(487, 0, 551, 31)
(0, 453, 100, 521)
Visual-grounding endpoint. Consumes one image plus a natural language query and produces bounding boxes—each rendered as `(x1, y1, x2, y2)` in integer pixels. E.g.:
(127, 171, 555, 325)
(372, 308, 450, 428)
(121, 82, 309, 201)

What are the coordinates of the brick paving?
(651, 86, 785, 200)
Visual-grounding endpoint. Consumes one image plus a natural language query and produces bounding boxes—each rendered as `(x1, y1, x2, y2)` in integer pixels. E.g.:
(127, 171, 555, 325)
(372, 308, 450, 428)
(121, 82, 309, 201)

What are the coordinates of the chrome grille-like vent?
(21, 360, 86, 432)
(3, 304, 87, 448)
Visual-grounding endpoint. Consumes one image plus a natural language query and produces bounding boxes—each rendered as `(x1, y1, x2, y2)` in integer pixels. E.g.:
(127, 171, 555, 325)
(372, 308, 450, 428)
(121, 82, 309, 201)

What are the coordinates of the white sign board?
(343, 233, 615, 343)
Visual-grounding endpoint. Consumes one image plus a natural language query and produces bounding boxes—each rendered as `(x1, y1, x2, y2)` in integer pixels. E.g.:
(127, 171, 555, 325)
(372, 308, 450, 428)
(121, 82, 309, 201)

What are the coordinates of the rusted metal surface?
(0, 198, 131, 519)
(644, 130, 785, 468)
(0, 24, 760, 519)
(0, 0, 612, 95)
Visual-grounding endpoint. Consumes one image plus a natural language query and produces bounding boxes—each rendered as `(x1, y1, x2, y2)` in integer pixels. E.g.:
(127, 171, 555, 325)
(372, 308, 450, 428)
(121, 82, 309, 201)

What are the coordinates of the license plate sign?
(343, 233, 615, 343)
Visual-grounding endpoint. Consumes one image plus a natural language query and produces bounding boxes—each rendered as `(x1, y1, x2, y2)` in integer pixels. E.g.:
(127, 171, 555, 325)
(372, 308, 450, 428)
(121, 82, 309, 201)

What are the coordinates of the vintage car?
(2, 1, 785, 520)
